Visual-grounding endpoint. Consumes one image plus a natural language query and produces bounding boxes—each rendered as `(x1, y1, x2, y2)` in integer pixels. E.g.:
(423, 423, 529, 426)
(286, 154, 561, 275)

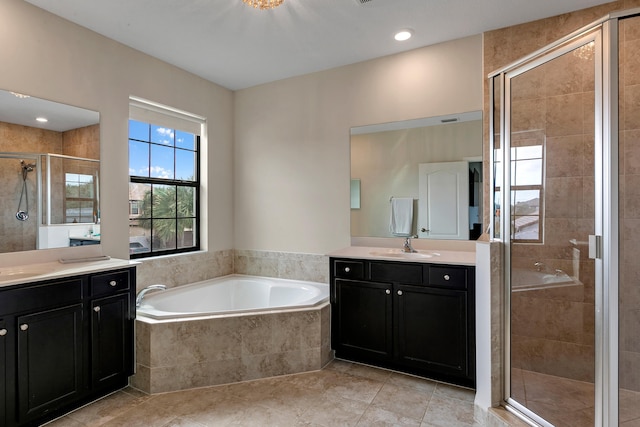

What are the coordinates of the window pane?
(512, 190, 540, 215)
(150, 145, 175, 179)
(178, 218, 195, 249)
(129, 120, 150, 141)
(152, 184, 176, 218)
(152, 219, 177, 251)
(176, 130, 195, 150)
(512, 159, 543, 186)
(177, 186, 195, 217)
(176, 149, 196, 181)
(129, 140, 150, 177)
(512, 145, 542, 160)
(151, 125, 175, 146)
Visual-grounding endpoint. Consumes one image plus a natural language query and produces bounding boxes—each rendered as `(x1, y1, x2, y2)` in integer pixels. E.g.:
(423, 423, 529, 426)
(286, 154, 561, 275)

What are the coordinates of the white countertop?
(0, 257, 138, 288)
(328, 245, 476, 266)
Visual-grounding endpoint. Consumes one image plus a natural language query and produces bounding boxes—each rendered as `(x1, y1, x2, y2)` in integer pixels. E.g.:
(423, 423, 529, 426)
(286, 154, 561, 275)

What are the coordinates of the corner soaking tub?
(136, 274, 329, 319)
(133, 274, 332, 394)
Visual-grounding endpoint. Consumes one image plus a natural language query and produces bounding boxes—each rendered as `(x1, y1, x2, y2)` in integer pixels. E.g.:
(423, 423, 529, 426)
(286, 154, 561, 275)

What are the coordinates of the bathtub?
(132, 274, 333, 393)
(137, 274, 329, 320)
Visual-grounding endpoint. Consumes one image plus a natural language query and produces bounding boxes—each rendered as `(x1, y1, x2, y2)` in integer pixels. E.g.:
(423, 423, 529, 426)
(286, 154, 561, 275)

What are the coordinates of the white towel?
(389, 198, 413, 237)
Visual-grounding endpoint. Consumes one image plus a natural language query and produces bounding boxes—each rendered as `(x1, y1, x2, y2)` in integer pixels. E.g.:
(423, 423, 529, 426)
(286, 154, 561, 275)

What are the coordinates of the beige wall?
(234, 35, 483, 254)
(0, 0, 234, 261)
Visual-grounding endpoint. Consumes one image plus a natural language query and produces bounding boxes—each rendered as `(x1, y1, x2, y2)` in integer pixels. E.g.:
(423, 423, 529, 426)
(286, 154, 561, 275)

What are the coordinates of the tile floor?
(511, 368, 640, 426)
(45, 360, 479, 427)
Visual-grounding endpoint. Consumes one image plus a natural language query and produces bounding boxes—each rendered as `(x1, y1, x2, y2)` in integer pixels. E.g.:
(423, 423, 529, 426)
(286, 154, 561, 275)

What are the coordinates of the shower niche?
(0, 90, 100, 254)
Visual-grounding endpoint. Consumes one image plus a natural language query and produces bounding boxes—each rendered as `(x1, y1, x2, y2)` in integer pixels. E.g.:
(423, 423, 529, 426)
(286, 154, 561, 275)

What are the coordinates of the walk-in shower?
(0, 152, 99, 253)
(489, 9, 640, 426)
(490, 9, 640, 427)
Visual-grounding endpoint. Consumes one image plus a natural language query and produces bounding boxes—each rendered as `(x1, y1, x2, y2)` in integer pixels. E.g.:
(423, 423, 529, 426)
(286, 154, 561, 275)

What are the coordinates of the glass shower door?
(505, 33, 598, 426)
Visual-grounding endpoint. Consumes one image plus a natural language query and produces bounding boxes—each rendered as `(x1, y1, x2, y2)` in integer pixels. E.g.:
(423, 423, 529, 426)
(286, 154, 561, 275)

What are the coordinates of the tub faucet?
(402, 235, 418, 253)
(136, 284, 167, 308)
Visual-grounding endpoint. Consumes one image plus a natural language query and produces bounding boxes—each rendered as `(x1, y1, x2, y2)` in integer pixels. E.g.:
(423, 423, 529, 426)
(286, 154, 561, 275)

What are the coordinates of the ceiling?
(0, 89, 99, 132)
(26, 0, 613, 91)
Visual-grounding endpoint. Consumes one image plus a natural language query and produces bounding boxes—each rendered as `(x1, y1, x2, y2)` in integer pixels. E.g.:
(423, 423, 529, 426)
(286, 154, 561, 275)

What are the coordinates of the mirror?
(0, 89, 100, 254)
(350, 111, 483, 240)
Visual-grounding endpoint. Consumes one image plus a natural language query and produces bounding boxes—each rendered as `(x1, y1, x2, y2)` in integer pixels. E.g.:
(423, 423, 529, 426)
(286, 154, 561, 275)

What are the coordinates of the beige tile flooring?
(511, 368, 640, 426)
(45, 360, 479, 427)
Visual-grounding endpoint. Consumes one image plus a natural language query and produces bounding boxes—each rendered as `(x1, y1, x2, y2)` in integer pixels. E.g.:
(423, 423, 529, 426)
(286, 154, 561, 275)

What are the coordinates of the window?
(128, 99, 203, 258)
(510, 144, 544, 242)
(65, 172, 96, 223)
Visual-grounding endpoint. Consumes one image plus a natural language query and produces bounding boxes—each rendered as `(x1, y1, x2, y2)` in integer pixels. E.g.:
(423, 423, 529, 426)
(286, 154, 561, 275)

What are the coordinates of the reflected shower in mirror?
(350, 111, 483, 240)
(0, 89, 100, 254)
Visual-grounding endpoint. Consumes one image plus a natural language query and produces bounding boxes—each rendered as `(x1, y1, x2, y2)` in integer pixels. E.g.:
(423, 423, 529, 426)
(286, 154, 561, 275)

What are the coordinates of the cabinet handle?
(94, 306, 101, 313)
(397, 290, 403, 296)
(0, 328, 7, 336)
(444, 274, 450, 281)
(20, 324, 28, 331)
(109, 280, 117, 287)
(385, 289, 391, 295)
(344, 267, 351, 273)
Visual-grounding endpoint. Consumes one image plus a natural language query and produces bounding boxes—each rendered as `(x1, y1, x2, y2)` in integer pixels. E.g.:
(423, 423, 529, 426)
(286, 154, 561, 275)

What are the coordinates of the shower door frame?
(489, 12, 625, 427)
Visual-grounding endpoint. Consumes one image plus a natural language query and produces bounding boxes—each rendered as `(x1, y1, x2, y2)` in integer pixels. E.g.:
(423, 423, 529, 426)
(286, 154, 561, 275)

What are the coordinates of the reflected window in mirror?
(128, 98, 204, 258)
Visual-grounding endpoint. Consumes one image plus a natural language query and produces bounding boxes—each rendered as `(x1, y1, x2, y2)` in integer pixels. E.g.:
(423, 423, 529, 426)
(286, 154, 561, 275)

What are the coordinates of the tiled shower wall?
(0, 121, 62, 253)
(619, 15, 640, 392)
(484, 0, 640, 392)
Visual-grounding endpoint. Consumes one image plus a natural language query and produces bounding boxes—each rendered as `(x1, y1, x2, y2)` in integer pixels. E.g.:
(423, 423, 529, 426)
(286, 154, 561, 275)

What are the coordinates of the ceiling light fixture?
(36, 117, 48, 123)
(394, 29, 414, 41)
(242, 0, 284, 9)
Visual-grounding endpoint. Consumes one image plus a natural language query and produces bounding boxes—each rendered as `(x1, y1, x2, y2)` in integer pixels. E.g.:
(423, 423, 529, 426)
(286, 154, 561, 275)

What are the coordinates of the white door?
(418, 161, 469, 240)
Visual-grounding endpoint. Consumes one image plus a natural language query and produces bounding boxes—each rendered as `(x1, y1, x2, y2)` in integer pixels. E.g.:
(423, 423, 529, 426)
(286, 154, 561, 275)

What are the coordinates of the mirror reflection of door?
(418, 161, 469, 240)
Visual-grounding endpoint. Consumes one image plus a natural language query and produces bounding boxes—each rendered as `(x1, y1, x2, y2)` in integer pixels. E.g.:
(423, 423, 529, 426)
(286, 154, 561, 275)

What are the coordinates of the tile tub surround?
(234, 249, 329, 284)
(135, 250, 234, 290)
(46, 360, 479, 427)
(132, 302, 331, 394)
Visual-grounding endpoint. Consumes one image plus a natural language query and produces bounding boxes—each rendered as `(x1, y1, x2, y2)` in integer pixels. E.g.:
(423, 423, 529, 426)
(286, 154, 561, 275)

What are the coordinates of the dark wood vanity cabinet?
(330, 258, 475, 388)
(0, 267, 136, 427)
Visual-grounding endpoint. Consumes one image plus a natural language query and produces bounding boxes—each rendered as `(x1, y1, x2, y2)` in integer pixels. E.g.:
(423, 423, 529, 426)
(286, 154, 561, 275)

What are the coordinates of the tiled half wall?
(132, 249, 331, 394)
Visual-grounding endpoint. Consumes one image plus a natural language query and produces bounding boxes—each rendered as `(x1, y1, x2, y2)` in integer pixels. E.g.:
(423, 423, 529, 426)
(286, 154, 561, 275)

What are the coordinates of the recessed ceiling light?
(36, 117, 48, 123)
(394, 29, 413, 42)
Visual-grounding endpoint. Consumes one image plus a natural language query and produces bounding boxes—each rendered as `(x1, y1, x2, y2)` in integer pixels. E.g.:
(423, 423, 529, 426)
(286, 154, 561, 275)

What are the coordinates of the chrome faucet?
(402, 235, 418, 253)
(135, 284, 167, 308)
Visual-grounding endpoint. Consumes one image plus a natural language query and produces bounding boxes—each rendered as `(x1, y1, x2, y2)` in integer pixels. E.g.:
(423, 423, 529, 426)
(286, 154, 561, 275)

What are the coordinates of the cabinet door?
(395, 284, 470, 379)
(0, 319, 6, 426)
(17, 304, 84, 424)
(333, 279, 393, 362)
(91, 293, 132, 390)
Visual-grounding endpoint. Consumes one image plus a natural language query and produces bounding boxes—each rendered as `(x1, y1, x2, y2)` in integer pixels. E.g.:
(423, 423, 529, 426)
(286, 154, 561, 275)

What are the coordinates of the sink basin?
(369, 250, 435, 259)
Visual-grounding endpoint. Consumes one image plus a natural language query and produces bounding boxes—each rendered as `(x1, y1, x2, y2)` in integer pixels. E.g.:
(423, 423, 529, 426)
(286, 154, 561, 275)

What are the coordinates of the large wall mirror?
(351, 111, 483, 240)
(0, 89, 100, 254)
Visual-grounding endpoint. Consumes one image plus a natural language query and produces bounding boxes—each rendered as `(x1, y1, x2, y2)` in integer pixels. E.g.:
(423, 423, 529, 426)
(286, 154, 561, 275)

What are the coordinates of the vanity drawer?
(370, 262, 423, 285)
(90, 270, 130, 296)
(333, 260, 365, 280)
(427, 266, 468, 289)
(0, 278, 83, 314)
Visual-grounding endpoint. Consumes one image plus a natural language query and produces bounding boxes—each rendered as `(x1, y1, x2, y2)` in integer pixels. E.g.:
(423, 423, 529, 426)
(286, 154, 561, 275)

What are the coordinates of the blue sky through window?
(129, 120, 197, 180)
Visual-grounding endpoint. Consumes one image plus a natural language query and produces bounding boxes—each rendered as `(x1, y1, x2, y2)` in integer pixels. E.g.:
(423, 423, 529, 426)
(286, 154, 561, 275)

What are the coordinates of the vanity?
(0, 259, 136, 427)
(329, 245, 476, 388)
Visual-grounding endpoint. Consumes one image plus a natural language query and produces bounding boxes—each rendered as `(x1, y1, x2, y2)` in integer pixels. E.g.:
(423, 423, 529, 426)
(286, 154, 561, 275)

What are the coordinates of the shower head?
(20, 160, 36, 172)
